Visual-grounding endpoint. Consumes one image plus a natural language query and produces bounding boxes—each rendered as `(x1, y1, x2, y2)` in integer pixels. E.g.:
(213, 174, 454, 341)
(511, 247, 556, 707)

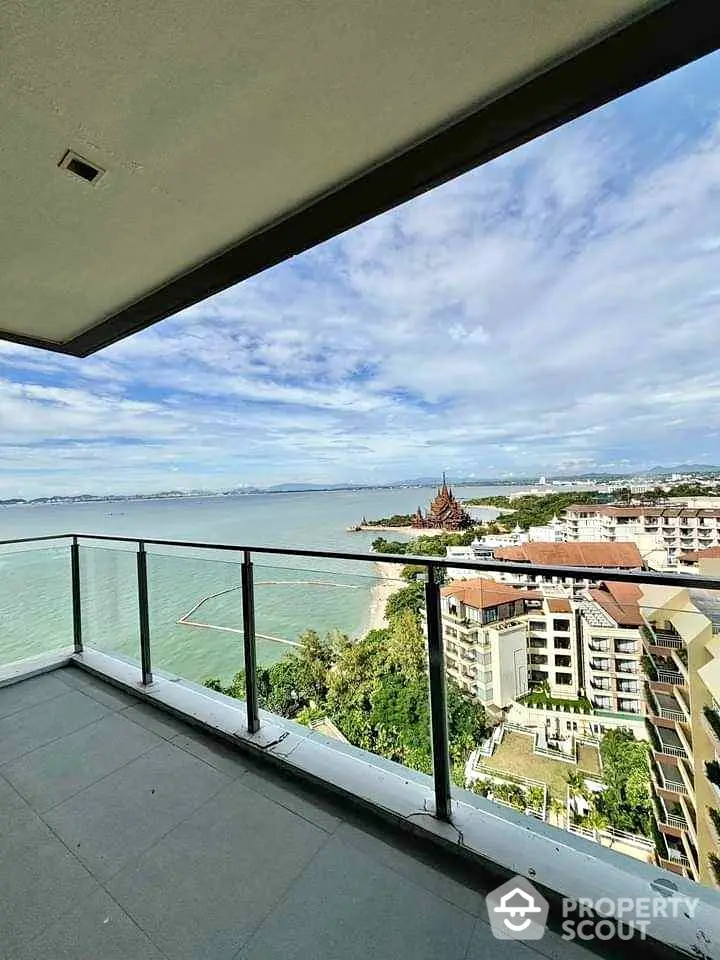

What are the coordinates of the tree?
(566, 770, 587, 797)
(549, 796, 565, 826)
(596, 729, 652, 836)
(384, 608, 426, 679)
(385, 582, 425, 622)
(585, 806, 609, 842)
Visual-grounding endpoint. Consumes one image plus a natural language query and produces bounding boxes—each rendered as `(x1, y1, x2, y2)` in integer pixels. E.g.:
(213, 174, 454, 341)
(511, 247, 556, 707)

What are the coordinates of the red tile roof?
(441, 578, 535, 611)
(547, 598, 571, 613)
(493, 542, 643, 569)
(679, 546, 720, 562)
(589, 581, 643, 627)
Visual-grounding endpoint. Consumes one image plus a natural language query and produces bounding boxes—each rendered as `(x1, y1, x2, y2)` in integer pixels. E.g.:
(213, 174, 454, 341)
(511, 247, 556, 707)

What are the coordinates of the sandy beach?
(366, 560, 406, 632)
(355, 524, 447, 536)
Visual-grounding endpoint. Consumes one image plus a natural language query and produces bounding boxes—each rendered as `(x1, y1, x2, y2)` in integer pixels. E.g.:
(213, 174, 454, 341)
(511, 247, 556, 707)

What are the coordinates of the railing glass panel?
(0, 542, 71, 664)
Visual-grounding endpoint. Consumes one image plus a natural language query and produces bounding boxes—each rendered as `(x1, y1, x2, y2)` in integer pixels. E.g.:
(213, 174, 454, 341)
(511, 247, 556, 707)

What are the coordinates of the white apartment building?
(439, 571, 646, 722)
(564, 505, 720, 567)
(576, 582, 644, 716)
(439, 580, 533, 707)
(525, 596, 580, 699)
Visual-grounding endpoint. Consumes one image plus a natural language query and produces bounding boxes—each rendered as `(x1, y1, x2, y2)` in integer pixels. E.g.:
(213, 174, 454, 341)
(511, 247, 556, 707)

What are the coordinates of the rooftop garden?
(520, 682, 592, 713)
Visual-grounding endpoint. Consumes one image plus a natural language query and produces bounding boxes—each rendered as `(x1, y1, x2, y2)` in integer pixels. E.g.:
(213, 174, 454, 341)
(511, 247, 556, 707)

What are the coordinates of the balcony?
(659, 798, 689, 834)
(641, 623, 683, 651)
(645, 652, 685, 687)
(649, 724, 688, 760)
(1, 532, 718, 958)
(652, 759, 688, 798)
(616, 661, 639, 674)
(615, 640, 638, 654)
(649, 689, 686, 723)
(0, 666, 520, 960)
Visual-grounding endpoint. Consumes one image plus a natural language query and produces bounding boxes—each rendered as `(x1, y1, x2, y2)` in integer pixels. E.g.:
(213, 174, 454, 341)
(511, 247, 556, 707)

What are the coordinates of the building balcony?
(615, 641, 638, 654)
(651, 760, 688, 799)
(616, 661, 639, 674)
(649, 724, 689, 761)
(0, 532, 718, 959)
(654, 796, 688, 839)
(649, 689, 687, 723)
(641, 623, 683, 651)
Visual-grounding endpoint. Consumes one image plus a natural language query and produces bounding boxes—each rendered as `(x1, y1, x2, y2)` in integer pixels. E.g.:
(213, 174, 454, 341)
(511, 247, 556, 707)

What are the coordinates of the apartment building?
(439, 580, 536, 707)
(525, 597, 581, 699)
(564, 505, 720, 567)
(576, 582, 644, 716)
(641, 572, 720, 888)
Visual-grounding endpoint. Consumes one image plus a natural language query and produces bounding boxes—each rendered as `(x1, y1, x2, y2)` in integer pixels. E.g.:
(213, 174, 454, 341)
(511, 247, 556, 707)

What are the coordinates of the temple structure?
(412, 475, 473, 530)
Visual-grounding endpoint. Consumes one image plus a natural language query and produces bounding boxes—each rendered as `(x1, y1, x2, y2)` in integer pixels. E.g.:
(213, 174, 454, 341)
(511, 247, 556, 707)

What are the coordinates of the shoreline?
(366, 560, 405, 633)
(352, 524, 446, 536)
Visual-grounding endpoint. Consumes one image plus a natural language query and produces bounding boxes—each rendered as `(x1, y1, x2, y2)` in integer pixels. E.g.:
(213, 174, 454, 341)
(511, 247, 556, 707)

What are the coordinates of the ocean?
(0, 486, 512, 684)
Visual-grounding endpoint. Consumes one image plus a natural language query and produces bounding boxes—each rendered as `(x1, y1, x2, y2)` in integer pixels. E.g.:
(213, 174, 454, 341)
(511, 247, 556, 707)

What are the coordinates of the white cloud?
(2, 56, 720, 496)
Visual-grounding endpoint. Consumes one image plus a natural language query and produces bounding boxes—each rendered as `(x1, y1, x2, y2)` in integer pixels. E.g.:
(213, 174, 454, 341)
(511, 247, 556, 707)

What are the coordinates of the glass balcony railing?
(3, 532, 720, 898)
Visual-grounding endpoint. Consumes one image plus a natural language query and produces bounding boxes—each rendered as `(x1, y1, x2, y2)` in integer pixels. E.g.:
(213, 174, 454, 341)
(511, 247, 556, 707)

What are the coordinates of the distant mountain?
(646, 464, 720, 476)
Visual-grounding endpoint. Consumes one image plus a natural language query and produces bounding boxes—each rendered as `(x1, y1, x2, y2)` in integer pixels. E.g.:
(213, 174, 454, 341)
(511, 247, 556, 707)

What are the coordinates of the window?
(555, 673, 572, 685)
(555, 655, 571, 668)
(553, 619, 570, 631)
(530, 654, 548, 665)
(529, 620, 546, 631)
(554, 637, 570, 650)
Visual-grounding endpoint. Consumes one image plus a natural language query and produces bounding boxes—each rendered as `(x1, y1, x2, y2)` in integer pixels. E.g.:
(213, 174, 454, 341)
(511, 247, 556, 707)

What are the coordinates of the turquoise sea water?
(0, 486, 511, 683)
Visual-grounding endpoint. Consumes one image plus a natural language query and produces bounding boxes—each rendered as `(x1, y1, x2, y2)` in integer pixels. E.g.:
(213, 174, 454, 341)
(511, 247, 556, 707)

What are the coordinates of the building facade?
(576, 582, 644, 716)
(641, 571, 720, 888)
(564, 505, 720, 567)
(439, 580, 535, 706)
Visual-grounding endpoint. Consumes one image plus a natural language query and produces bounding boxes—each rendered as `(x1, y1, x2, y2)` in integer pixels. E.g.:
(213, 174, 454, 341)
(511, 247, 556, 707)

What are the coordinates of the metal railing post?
(241, 550, 260, 733)
(136, 541, 153, 685)
(71, 536, 83, 654)
(425, 564, 452, 821)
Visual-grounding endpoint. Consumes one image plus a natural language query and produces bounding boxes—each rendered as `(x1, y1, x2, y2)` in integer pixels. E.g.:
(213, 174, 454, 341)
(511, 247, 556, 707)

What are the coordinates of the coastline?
(353, 524, 446, 536)
(366, 560, 405, 632)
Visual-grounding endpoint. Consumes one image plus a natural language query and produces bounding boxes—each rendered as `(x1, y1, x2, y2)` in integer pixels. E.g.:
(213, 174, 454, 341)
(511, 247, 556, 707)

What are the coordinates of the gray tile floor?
(0, 667, 604, 960)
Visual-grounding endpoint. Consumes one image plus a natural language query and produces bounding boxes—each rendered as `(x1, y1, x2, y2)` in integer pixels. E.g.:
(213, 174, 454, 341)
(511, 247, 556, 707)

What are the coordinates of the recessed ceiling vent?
(58, 150, 105, 185)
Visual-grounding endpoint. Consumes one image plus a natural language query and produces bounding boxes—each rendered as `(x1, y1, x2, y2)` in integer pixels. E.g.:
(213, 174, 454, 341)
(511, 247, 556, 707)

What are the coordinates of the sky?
(2, 53, 720, 497)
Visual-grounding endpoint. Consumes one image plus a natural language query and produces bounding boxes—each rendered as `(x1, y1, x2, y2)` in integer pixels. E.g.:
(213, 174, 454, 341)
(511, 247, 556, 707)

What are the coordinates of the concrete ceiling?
(0, 0, 714, 354)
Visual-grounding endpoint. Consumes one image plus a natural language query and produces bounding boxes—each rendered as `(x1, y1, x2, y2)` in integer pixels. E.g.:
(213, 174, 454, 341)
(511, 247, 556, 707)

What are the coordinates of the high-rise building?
(641, 570, 720, 888)
(564, 505, 720, 567)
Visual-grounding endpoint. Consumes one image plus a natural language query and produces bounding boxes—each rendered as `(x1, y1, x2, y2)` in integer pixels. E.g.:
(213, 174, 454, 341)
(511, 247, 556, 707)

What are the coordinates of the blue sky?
(2, 52, 720, 497)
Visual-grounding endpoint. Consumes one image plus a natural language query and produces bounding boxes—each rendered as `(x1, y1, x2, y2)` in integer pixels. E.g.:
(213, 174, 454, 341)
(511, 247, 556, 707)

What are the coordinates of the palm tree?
(584, 806, 609, 843)
(566, 770, 585, 795)
(549, 796, 565, 827)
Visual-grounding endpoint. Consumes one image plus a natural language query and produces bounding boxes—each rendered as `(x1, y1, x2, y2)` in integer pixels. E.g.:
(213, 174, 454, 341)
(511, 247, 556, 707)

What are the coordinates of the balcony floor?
(0, 666, 602, 960)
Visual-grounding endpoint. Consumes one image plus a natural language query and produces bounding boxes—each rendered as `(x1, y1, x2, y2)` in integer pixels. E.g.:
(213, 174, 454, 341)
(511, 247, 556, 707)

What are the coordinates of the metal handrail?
(5, 530, 720, 829)
(4, 531, 720, 588)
